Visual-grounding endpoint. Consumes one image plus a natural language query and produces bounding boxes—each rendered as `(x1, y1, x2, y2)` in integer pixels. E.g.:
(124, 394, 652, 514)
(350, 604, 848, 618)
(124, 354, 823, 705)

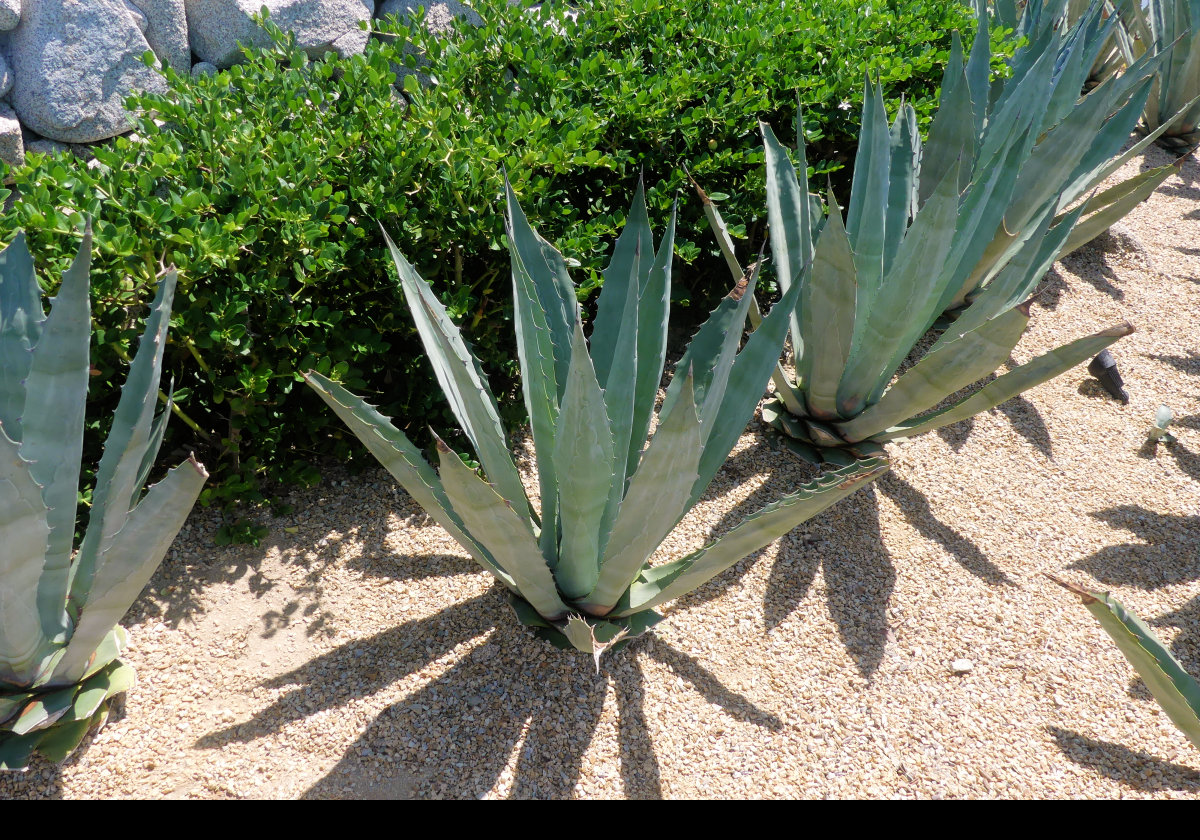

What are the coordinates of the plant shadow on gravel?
(191, 585, 783, 799)
(1069, 506, 1200, 702)
(667, 431, 1008, 680)
(1047, 727, 1200, 792)
(126, 477, 425, 636)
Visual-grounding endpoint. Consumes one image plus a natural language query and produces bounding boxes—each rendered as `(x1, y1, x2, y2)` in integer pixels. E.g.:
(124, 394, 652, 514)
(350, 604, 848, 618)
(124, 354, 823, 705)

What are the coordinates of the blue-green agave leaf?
(435, 437, 568, 621)
(53, 456, 207, 686)
(0, 231, 43, 440)
(627, 204, 676, 479)
(509, 226, 561, 564)
(692, 275, 802, 507)
(505, 180, 576, 397)
(846, 80, 891, 296)
(801, 187, 857, 421)
(0, 429, 52, 687)
(1052, 575, 1200, 751)
(836, 305, 1031, 443)
(879, 321, 1134, 440)
(615, 458, 889, 617)
(71, 269, 178, 607)
(583, 374, 703, 616)
(303, 372, 517, 590)
(761, 120, 810, 350)
(553, 321, 616, 600)
(384, 228, 530, 521)
(23, 230, 92, 639)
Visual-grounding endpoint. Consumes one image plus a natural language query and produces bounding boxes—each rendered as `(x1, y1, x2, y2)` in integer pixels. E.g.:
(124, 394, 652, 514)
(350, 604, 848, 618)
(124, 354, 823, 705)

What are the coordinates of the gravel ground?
(2, 144, 1199, 799)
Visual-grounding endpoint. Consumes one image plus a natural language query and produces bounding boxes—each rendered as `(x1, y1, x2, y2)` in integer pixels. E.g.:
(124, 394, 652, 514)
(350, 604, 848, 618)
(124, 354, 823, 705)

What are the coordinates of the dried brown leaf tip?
(1045, 573, 1099, 604)
(728, 275, 749, 301)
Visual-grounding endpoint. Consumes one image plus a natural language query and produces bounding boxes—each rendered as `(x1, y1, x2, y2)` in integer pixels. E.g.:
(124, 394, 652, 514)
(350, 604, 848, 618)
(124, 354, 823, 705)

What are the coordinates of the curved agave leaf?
(877, 322, 1134, 441)
(1050, 575, 1200, 750)
(52, 455, 208, 685)
(0, 729, 42, 772)
(72, 659, 135, 725)
(837, 304, 1031, 443)
(761, 120, 810, 352)
(614, 458, 889, 618)
(846, 80, 891, 294)
(304, 372, 517, 590)
(626, 206, 676, 478)
(553, 322, 616, 600)
(504, 180, 576, 396)
(71, 269, 178, 607)
(919, 32, 974, 207)
(9, 684, 75, 736)
(0, 429, 51, 686)
(884, 103, 920, 272)
(581, 374, 702, 617)
(1058, 162, 1181, 256)
(0, 232, 43, 440)
(23, 228, 92, 641)
(509, 216, 562, 563)
(691, 269, 801, 508)
(692, 175, 800, 414)
(837, 155, 963, 417)
(384, 229, 531, 522)
(32, 716, 95, 764)
(435, 437, 568, 621)
(801, 187, 856, 421)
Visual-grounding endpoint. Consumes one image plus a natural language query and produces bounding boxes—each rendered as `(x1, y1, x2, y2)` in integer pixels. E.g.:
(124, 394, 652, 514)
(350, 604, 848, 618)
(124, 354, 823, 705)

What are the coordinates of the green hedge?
(0, 0, 1007, 507)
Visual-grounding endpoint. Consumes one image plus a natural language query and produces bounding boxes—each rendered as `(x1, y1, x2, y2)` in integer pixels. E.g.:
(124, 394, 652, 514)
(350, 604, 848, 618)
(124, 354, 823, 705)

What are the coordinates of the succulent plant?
(1067, 0, 1127, 89)
(705, 0, 1168, 465)
(306, 184, 887, 663)
(0, 229, 207, 771)
(940, 0, 1189, 306)
(700, 95, 1134, 464)
(1106, 0, 1200, 151)
(1049, 575, 1200, 752)
(1149, 405, 1178, 443)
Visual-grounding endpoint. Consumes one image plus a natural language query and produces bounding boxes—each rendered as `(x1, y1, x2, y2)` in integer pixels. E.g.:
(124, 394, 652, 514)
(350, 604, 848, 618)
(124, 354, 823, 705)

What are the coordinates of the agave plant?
(1049, 575, 1200, 752)
(0, 229, 207, 771)
(306, 184, 887, 663)
(938, 0, 1190, 305)
(1067, 0, 1127, 89)
(701, 1, 1171, 463)
(1110, 0, 1200, 151)
(703, 90, 1135, 462)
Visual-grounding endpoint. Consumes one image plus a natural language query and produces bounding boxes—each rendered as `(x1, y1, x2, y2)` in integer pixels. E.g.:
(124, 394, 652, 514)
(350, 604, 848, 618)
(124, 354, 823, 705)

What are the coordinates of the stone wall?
(0, 0, 481, 167)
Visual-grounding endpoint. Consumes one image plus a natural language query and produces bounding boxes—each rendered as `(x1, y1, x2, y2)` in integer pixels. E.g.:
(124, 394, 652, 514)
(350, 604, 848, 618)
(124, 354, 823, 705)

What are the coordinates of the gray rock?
(123, 0, 149, 31)
(9, 0, 167, 143)
(328, 20, 370, 58)
(0, 102, 23, 173)
(0, 50, 11, 99)
(0, 0, 18, 33)
(132, 0, 192, 72)
(377, 0, 482, 32)
(382, 1, 481, 91)
(191, 60, 218, 77)
(185, 0, 372, 69)
(26, 138, 73, 157)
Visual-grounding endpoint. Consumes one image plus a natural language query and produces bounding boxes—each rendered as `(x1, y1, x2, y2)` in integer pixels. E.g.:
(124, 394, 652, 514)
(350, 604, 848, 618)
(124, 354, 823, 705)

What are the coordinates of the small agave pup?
(306, 183, 887, 664)
(0, 229, 207, 770)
